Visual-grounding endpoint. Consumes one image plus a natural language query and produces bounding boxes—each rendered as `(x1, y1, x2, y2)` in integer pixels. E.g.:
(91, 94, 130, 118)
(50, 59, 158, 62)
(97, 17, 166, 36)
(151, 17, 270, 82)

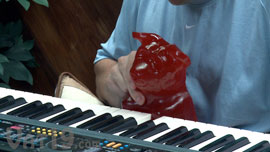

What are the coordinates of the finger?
(118, 51, 145, 105)
(109, 65, 128, 94)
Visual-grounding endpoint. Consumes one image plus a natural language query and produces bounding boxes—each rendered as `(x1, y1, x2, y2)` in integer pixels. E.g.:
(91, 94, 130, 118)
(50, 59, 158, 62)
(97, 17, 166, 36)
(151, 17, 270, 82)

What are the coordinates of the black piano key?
(88, 115, 124, 131)
(119, 120, 155, 137)
(100, 117, 138, 134)
(152, 126, 188, 144)
(165, 128, 201, 146)
(58, 110, 95, 126)
(179, 131, 215, 148)
(216, 137, 250, 152)
(0, 95, 14, 104)
(7, 101, 42, 116)
(29, 105, 65, 120)
(0, 97, 26, 112)
(133, 123, 169, 140)
(199, 134, 235, 152)
(47, 108, 82, 123)
(261, 147, 270, 152)
(77, 113, 112, 129)
(18, 103, 53, 118)
(244, 141, 270, 152)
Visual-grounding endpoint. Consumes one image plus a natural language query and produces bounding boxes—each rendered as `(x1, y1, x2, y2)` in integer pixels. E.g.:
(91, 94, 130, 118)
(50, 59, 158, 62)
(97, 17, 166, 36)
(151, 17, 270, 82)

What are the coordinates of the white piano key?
(127, 111, 151, 125)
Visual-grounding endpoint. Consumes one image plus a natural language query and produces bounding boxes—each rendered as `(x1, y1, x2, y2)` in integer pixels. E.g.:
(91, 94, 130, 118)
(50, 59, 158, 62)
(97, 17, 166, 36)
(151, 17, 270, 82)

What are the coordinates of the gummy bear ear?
(132, 32, 169, 47)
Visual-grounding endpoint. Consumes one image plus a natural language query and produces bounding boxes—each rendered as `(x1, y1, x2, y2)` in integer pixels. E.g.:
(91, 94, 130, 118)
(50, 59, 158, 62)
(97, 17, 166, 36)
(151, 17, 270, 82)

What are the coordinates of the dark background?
(0, 0, 123, 96)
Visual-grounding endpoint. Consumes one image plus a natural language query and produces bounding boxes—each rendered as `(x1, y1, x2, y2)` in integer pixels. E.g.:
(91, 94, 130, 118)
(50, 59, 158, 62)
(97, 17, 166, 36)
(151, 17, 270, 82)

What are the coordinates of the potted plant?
(0, 0, 48, 88)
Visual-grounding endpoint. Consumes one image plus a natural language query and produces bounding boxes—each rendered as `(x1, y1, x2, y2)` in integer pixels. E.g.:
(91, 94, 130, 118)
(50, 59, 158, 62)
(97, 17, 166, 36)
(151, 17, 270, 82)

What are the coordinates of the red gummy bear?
(122, 32, 197, 121)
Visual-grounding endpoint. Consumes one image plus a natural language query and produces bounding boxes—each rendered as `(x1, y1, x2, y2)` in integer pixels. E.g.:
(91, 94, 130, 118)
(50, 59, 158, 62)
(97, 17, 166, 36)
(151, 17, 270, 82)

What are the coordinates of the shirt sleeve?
(94, 0, 140, 64)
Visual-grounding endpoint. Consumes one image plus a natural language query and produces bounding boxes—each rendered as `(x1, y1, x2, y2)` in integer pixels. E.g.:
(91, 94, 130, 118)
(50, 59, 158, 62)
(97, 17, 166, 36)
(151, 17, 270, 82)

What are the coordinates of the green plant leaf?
(11, 20, 23, 37)
(0, 34, 13, 48)
(2, 60, 33, 85)
(4, 20, 23, 37)
(22, 40, 34, 51)
(4, 46, 34, 61)
(0, 64, 3, 75)
(0, 83, 10, 88)
(24, 59, 38, 68)
(32, 0, 48, 7)
(17, 0, 30, 11)
(0, 23, 4, 33)
(0, 54, 8, 63)
(3, 36, 35, 61)
(0, 69, 9, 84)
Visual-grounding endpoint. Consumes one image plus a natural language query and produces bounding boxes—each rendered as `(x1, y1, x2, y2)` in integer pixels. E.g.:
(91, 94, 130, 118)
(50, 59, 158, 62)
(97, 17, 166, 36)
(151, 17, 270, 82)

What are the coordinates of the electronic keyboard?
(0, 87, 270, 152)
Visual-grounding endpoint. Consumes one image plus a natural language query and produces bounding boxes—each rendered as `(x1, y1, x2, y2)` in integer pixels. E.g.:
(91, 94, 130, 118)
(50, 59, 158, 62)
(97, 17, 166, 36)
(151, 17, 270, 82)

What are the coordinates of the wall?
(20, 0, 123, 96)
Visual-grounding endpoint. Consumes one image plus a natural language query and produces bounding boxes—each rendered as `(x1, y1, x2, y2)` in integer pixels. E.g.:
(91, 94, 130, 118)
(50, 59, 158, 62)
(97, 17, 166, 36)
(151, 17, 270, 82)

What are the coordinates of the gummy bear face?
(130, 32, 191, 96)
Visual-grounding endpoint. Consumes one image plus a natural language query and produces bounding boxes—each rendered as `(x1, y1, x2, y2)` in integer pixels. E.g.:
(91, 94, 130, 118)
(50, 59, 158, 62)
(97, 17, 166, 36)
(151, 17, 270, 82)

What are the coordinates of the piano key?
(88, 115, 124, 131)
(152, 126, 188, 144)
(133, 123, 169, 140)
(40, 104, 111, 123)
(261, 147, 270, 152)
(165, 128, 201, 146)
(143, 116, 203, 143)
(46, 108, 82, 123)
(0, 97, 26, 112)
(0, 95, 14, 104)
(199, 134, 235, 152)
(119, 120, 155, 137)
(29, 104, 65, 120)
(58, 110, 95, 126)
(216, 137, 250, 152)
(7, 101, 42, 116)
(179, 131, 215, 149)
(100, 117, 137, 134)
(235, 131, 270, 152)
(190, 123, 240, 151)
(76, 113, 112, 129)
(18, 103, 53, 118)
(0, 87, 151, 128)
(243, 141, 270, 152)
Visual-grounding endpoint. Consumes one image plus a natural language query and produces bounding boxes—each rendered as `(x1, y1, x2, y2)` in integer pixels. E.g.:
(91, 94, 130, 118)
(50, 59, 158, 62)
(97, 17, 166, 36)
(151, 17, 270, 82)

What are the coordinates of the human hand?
(108, 51, 145, 106)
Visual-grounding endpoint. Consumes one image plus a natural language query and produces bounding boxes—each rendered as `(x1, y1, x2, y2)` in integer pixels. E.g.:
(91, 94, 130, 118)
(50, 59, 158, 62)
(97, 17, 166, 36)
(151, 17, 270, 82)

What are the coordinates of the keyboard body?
(0, 87, 270, 152)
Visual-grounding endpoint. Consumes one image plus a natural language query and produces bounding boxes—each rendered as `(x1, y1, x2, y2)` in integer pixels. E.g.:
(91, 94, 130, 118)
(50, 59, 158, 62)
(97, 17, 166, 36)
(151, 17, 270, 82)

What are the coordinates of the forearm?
(94, 59, 123, 107)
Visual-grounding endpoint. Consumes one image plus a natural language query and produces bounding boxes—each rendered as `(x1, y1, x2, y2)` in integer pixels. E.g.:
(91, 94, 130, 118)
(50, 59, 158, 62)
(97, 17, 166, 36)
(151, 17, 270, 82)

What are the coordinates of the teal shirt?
(94, 0, 270, 132)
